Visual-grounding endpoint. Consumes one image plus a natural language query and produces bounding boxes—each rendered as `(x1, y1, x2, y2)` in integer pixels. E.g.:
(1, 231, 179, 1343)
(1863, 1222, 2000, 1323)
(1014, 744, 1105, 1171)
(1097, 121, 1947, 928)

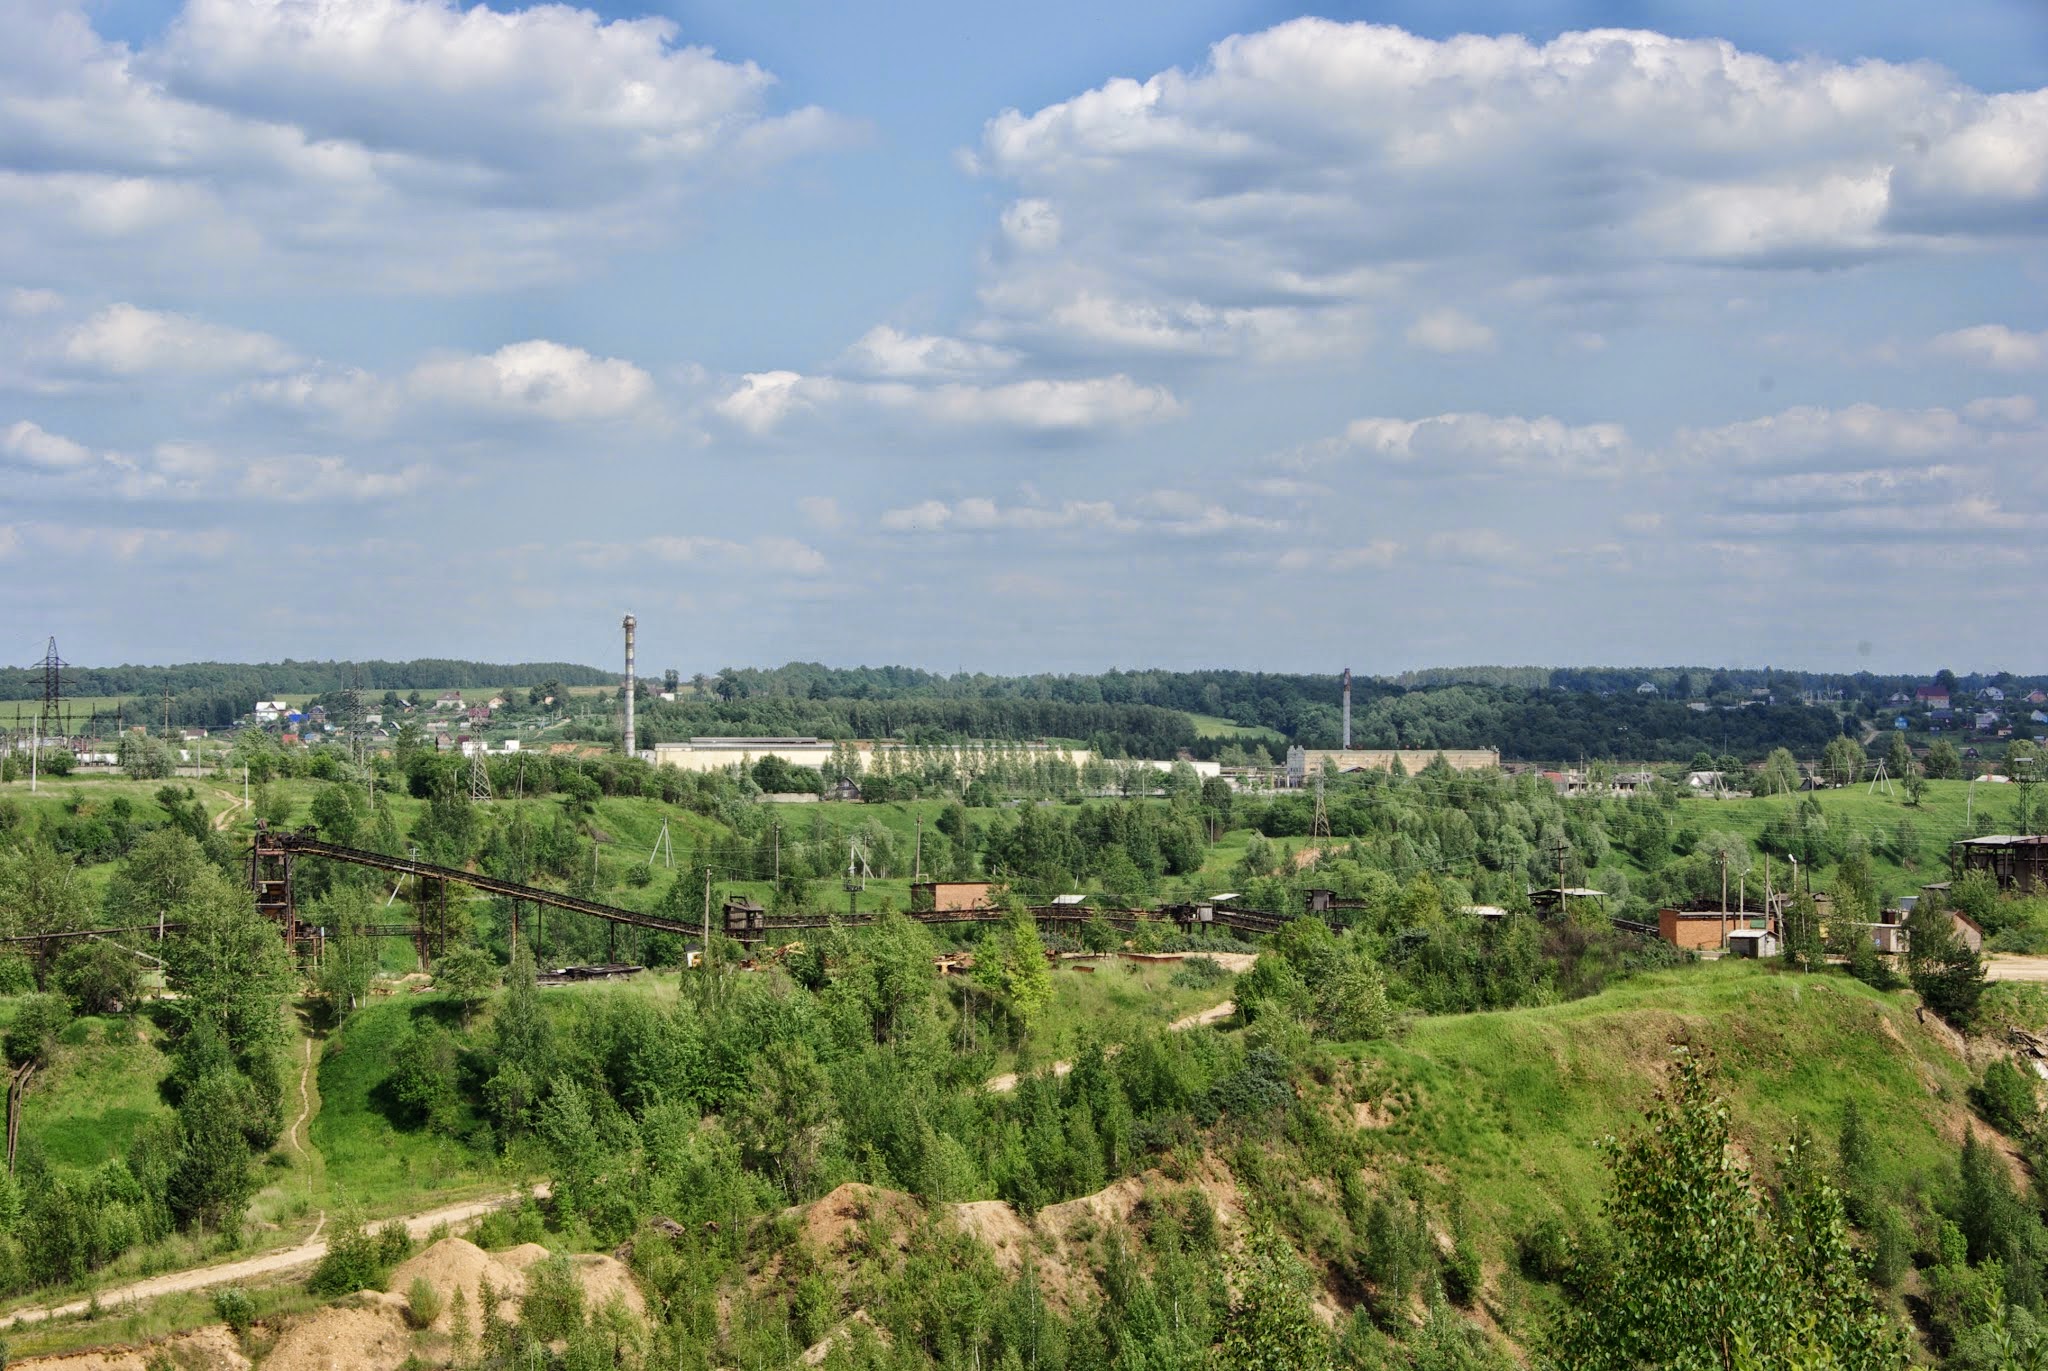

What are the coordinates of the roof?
(1956, 835, 2048, 847)
(1051, 894, 1087, 905)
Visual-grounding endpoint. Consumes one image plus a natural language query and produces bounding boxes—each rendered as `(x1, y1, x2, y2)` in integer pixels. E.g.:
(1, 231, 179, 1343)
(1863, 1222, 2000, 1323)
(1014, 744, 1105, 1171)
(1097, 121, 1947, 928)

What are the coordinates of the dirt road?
(1987, 955, 2048, 983)
(2, 1187, 543, 1330)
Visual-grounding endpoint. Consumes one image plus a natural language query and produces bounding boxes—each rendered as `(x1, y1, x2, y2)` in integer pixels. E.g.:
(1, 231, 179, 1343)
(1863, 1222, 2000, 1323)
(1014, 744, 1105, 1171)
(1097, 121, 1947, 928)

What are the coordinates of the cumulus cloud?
(407, 341, 654, 421)
(0, 0, 850, 290)
(62, 303, 297, 376)
(3, 419, 93, 469)
(879, 496, 1133, 535)
(568, 534, 828, 576)
(714, 370, 1180, 437)
(1933, 324, 2048, 372)
(1673, 403, 1983, 468)
(968, 20, 2048, 355)
(247, 340, 656, 426)
(1324, 413, 1635, 478)
(1406, 309, 1495, 354)
(2, 417, 424, 501)
(837, 326, 1018, 379)
(879, 491, 1280, 538)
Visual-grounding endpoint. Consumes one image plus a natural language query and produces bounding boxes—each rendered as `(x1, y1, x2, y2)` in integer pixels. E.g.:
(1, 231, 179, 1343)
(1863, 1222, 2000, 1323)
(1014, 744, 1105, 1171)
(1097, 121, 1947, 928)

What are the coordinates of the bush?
(53, 940, 142, 1016)
(1972, 1057, 2040, 1137)
(404, 1276, 444, 1330)
(1169, 955, 1232, 990)
(307, 1213, 384, 1296)
(3, 995, 70, 1068)
(212, 1285, 254, 1335)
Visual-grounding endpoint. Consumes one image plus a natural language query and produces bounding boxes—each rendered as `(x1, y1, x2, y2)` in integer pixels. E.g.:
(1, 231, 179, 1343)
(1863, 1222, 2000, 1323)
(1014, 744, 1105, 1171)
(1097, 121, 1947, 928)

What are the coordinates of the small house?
(1916, 685, 1951, 709)
(1726, 929, 1778, 958)
(435, 691, 464, 710)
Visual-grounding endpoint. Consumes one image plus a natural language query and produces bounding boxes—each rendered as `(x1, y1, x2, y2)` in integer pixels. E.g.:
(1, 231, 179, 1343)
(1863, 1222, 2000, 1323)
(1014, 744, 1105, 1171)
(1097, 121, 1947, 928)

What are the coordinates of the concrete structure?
(1726, 929, 1777, 957)
(911, 880, 997, 913)
(1286, 747, 1500, 784)
(651, 737, 1098, 776)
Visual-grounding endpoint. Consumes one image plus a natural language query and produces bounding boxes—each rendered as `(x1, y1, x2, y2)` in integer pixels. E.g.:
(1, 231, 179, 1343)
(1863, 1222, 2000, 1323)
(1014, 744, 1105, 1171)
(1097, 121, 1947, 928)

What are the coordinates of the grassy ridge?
(1348, 961, 1977, 1250)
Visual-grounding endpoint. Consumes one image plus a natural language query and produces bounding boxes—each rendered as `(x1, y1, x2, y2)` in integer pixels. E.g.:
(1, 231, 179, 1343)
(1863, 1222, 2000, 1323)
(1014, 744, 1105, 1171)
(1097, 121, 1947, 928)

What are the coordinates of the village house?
(1916, 684, 1951, 709)
(435, 691, 463, 710)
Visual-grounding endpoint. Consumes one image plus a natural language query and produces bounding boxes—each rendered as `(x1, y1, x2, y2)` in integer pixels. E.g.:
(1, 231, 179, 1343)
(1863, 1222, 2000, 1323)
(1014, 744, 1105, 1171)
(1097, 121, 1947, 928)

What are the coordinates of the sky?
(4, 0, 2047, 680)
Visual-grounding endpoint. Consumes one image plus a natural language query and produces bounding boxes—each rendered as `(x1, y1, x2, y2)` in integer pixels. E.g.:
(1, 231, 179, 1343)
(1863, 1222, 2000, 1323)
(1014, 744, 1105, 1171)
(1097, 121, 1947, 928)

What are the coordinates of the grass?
(1185, 712, 1286, 744)
(995, 955, 1235, 1076)
(1347, 959, 1978, 1250)
(311, 995, 501, 1215)
(0, 1005, 175, 1174)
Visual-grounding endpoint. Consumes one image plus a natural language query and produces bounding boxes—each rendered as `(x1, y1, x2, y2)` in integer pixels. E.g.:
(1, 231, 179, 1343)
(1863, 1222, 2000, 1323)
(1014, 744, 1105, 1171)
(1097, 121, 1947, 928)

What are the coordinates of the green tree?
(1823, 735, 1866, 787)
(51, 939, 142, 1016)
(1218, 1222, 1333, 1371)
(1926, 738, 1965, 780)
(1907, 903, 1986, 1027)
(2, 994, 70, 1067)
(164, 871, 293, 1063)
(0, 839, 93, 939)
(433, 945, 499, 1027)
(1886, 731, 1913, 783)
(103, 829, 213, 929)
(1554, 1053, 1906, 1371)
(1904, 765, 1930, 808)
(168, 1069, 262, 1238)
(1761, 747, 1801, 796)
(733, 1038, 835, 1200)
(973, 906, 1054, 1028)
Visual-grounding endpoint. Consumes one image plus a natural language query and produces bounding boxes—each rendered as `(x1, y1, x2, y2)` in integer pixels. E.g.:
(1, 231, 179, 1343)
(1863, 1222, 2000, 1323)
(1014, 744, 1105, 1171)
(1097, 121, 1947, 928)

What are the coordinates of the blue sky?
(4, 0, 2046, 679)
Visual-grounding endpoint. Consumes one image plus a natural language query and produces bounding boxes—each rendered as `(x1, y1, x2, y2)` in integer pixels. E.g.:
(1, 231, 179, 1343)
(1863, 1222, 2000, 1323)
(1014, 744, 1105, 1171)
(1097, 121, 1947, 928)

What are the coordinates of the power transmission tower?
(1866, 760, 1893, 797)
(35, 637, 65, 739)
(468, 742, 493, 803)
(647, 816, 673, 869)
(1312, 771, 1331, 840)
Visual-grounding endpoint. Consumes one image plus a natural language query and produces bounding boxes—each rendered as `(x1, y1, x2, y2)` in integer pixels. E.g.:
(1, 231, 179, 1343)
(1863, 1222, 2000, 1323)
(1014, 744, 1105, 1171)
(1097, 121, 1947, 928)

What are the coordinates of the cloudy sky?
(5, 0, 2047, 678)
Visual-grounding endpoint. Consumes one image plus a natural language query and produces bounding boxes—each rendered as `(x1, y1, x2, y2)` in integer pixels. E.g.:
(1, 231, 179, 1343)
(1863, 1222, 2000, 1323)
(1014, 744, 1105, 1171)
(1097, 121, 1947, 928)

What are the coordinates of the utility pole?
(1720, 848, 1728, 950)
(701, 865, 711, 970)
(913, 817, 921, 882)
(773, 823, 781, 884)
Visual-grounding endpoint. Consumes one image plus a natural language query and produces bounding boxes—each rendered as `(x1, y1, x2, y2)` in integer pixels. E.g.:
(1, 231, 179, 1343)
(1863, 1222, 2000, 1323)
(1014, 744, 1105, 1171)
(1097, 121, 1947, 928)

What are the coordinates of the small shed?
(1726, 929, 1778, 958)
(911, 880, 996, 913)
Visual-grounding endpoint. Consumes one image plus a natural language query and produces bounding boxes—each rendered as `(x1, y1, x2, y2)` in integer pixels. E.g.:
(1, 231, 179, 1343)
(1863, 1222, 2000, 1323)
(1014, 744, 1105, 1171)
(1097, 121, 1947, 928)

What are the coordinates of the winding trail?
(1, 1186, 547, 1330)
(209, 788, 249, 833)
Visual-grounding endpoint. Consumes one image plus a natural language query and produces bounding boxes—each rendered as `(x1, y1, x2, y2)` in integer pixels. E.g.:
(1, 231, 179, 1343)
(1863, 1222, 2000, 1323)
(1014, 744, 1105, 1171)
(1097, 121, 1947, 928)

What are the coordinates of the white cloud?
(1674, 403, 1981, 467)
(969, 21, 2048, 356)
(3, 419, 93, 469)
(798, 496, 843, 530)
(0, 0, 850, 290)
(879, 497, 1133, 535)
(1964, 395, 2039, 426)
(715, 370, 1181, 436)
(1427, 528, 1518, 563)
(236, 454, 430, 502)
(248, 340, 655, 426)
(1137, 489, 1284, 536)
(1330, 412, 1635, 478)
(1934, 324, 2048, 372)
(1406, 309, 1495, 354)
(838, 326, 1018, 379)
(5, 288, 63, 318)
(62, 303, 297, 376)
(1276, 541, 1399, 572)
(576, 534, 827, 576)
(406, 340, 654, 421)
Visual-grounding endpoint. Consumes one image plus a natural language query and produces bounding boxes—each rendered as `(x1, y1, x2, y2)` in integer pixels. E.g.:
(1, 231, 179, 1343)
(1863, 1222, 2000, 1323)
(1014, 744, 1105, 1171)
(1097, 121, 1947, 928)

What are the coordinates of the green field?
(1185, 712, 1286, 744)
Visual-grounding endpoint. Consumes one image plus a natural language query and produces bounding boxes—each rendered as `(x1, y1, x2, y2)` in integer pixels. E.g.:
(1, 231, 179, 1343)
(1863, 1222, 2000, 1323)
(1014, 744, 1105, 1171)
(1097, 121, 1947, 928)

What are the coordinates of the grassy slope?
(1186, 712, 1286, 744)
(0, 1006, 175, 1173)
(1347, 960, 1977, 1252)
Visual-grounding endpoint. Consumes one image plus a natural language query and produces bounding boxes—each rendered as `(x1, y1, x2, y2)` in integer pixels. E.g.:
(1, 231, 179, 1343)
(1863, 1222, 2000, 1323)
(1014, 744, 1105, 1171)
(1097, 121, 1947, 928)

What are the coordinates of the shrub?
(1169, 955, 1232, 990)
(1517, 1215, 1573, 1282)
(3, 995, 70, 1068)
(404, 1276, 444, 1330)
(1972, 1057, 2039, 1137)
(212, 1285, 254, 1334)
(307, 1213, 383, 1296)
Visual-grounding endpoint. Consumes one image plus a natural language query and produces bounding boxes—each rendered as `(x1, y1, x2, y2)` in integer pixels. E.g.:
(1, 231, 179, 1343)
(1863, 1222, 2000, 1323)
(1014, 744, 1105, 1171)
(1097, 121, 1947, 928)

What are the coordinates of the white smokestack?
(623, 613, 637, 758)
(1342, 666, 1352, 750)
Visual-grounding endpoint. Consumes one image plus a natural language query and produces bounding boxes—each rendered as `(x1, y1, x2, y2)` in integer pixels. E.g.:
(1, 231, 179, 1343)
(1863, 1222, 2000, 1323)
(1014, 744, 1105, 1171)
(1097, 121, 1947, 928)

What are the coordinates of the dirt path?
(287, 1038, 314, 1158)
(985, 996, 1240, 1094)
(1987, 955, 2048, 982)
(209, 788, 249, 833)
(1, 1186, 544, 1330)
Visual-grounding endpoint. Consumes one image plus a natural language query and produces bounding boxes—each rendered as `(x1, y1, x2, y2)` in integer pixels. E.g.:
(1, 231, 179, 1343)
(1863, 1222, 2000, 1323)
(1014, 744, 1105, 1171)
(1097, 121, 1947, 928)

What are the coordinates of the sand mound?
(15, 1327, 250, 1370)
(793, 1183, 920, 1258)
(801, 1308, 886, 1366)
(387, 1237, 646, 1333)
(263, 1298, 412, 1371)
(571, 1253, 647, 1320)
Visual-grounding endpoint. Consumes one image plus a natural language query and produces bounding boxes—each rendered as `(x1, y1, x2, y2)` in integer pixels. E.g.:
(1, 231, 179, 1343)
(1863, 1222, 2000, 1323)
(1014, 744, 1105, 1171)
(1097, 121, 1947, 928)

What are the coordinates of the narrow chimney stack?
(1342, 666, 1352, 750)
(623, 613, 637, 759)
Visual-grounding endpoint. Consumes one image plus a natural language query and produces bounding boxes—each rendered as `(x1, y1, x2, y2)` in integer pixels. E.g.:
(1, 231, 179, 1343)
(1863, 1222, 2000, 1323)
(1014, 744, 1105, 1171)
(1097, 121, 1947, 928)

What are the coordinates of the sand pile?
(385, 1237, 646, 1332)
(262, 1296, 412, 1371)
(15, 1327, 250, 1370)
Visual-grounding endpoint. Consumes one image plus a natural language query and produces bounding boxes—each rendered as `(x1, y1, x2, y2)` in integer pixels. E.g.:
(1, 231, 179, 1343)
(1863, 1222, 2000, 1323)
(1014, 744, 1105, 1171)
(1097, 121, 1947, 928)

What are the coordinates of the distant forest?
(11, 654, 2029, 764)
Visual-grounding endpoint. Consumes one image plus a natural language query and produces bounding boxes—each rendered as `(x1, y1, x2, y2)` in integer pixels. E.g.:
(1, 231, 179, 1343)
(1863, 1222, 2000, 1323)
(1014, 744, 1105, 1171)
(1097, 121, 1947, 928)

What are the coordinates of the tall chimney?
(1341, 667, 1352, 750)
(622, 613, 637, 759)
